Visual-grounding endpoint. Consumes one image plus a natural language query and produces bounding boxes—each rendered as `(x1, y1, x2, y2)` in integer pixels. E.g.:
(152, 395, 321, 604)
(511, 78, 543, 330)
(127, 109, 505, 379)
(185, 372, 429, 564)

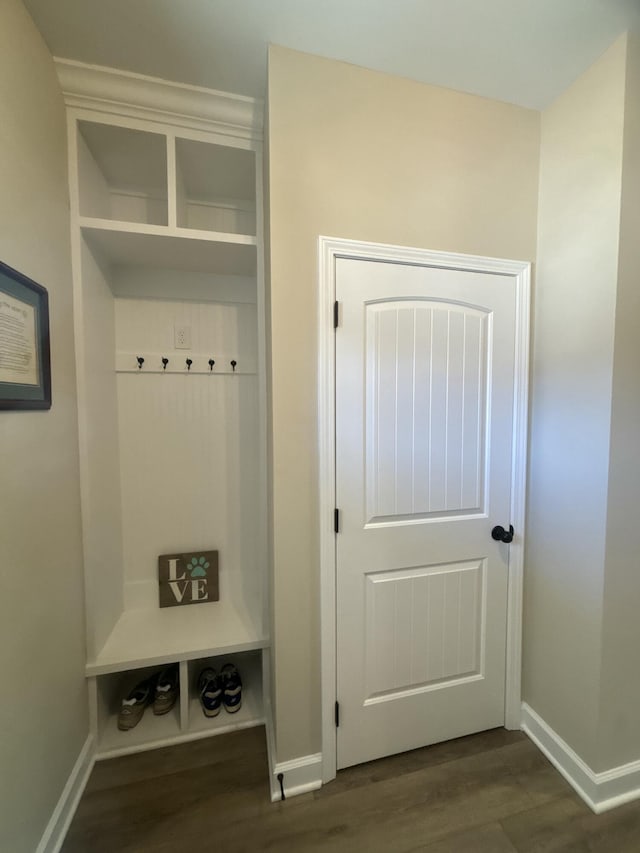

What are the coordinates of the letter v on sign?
(169, 580, 189, 603)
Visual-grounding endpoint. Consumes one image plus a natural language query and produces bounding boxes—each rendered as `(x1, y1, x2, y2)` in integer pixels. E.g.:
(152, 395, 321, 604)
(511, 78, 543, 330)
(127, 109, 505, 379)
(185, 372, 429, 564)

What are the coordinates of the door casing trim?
(318, 236, 530, 784)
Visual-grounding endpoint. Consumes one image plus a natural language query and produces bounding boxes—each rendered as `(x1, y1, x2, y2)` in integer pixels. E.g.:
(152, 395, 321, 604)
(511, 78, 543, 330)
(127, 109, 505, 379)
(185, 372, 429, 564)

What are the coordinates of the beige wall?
(524, 36, 627, 767)
(0, 2, 87, 851)
(267, 44, 540, 761)
(599, 31, 640, 771)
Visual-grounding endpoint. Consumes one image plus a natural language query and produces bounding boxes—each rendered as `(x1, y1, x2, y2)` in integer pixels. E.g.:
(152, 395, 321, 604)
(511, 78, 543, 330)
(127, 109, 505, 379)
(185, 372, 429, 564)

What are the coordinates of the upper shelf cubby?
(77, 121, 168, 226)
(175, 138, 256, 236)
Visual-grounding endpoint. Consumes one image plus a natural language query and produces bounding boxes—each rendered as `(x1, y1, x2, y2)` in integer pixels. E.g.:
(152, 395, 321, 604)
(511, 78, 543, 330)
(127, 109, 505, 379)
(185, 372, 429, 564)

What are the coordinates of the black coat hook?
(208, 359, 215, 371)
(230, 360, 237, 372)
(136, 356, 144, 370)
(186, 358, 193, 371)
(162, 357, 169, 370)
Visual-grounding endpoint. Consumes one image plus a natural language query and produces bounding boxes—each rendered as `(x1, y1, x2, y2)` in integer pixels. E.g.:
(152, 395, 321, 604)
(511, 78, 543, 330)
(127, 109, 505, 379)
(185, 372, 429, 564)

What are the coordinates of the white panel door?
(335, 256, 516, 769)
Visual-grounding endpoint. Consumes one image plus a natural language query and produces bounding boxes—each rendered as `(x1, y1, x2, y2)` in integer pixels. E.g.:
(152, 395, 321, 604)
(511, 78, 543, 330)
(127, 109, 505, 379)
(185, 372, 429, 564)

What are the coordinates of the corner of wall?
(598, 25, 640, 772)
(523, 31, 628, 770)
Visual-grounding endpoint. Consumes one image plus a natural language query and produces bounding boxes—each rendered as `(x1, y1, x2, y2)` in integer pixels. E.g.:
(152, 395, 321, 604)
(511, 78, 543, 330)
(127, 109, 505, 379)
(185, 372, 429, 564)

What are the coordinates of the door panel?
(336, 257, 516, 770)
(364, 559, 484, 702)
(366, 301, 488, 522)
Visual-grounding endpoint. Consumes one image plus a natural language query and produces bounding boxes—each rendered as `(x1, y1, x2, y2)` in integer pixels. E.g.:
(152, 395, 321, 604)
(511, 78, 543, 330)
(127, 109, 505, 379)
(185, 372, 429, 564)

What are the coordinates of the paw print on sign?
(188, 556, 209, 579)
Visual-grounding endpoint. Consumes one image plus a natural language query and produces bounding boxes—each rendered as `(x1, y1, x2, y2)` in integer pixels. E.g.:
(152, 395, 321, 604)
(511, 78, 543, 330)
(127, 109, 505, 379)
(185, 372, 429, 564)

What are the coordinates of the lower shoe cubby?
(91, 664, 183, 758)
(90, 649, 264, 759)
(187, 650, 263, 736)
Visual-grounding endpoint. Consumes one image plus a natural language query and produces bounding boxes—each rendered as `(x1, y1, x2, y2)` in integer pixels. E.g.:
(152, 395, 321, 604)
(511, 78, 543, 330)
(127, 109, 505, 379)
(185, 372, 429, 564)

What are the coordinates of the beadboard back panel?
(114, 297, 257, 370)
(114, 297, 260, 612)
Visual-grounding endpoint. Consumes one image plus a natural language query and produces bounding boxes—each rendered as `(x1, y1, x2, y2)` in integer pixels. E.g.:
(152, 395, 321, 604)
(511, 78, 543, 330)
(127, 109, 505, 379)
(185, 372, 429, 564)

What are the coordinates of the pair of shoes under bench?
(198, 663, 242, 717)
(117, 665, 179, 731)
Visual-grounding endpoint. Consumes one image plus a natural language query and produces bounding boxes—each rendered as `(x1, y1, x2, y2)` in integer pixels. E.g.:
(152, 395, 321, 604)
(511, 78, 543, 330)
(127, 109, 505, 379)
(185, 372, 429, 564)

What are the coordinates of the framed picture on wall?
(0, 260, 51, 410)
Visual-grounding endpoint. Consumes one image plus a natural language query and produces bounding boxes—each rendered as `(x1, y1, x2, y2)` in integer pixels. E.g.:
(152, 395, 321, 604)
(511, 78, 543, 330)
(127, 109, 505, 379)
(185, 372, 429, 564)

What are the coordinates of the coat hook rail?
(119, 353, 254, 375)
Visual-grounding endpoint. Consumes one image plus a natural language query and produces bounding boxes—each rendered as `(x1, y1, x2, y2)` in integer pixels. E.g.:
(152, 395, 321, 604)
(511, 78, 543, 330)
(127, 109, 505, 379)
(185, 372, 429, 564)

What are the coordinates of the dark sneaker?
(220, 663, 242, 713)
(153, 664, 179, 716)
(198, 668, 222, 717)
(117, 675, 155, 731)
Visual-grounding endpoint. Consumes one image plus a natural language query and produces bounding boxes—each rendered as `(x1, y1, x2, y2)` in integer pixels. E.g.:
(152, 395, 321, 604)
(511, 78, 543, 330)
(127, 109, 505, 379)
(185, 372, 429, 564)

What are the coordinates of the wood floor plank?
(502, 793, 640, 853)
(62, 727, 640, 853)
(582, 800, 640, 853)
(63, 731, 271, 853)
(500, 796, 591, 852)
(85, 725, 267, 793)
(314, 727, 525, 800)
(498, 738, 574, 806)
(411, 821, 518, 852)
(215, 743, 539, 852)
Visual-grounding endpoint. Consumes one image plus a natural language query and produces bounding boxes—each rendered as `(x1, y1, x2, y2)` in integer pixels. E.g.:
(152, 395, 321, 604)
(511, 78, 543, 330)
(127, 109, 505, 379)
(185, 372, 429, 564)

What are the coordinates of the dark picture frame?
(0, 260, 51, 410)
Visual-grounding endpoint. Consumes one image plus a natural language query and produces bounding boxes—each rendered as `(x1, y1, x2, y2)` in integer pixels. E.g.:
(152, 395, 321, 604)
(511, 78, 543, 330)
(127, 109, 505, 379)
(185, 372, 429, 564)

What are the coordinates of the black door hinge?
(335, 701, 340, 727)
(333, 301, 339, 329)
(334, 508, 340, 533)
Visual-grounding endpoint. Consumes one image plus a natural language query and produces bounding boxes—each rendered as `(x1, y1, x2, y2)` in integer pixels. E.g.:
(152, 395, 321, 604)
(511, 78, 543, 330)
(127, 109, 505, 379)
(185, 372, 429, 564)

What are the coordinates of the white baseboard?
(521, 703, 640, 814)
(36, 734, 95, 853)
(271, 752, 323, 802)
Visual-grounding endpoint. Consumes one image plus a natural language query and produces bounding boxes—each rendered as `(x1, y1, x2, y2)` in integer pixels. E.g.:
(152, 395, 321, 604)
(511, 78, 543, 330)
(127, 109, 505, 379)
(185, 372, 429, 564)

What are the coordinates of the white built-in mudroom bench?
(59, 60, 270, 762)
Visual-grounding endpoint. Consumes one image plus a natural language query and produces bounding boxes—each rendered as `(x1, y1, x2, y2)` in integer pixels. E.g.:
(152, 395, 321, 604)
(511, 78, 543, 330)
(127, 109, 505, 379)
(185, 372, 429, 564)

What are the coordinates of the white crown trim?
(54, 58, 263, 140)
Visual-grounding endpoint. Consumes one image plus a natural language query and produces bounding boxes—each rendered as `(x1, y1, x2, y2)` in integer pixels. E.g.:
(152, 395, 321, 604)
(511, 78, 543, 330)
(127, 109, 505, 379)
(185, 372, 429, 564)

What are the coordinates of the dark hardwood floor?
(62, 727, 640, 852)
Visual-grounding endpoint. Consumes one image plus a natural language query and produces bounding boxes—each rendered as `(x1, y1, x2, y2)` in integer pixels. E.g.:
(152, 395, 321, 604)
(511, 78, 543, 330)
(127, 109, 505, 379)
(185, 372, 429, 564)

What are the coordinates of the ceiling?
(24, 0, 640, 110)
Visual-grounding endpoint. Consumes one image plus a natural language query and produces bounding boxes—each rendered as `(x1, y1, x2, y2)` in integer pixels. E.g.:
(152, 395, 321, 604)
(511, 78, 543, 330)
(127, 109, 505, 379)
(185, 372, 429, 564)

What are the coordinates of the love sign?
(158, 550, 219, 608)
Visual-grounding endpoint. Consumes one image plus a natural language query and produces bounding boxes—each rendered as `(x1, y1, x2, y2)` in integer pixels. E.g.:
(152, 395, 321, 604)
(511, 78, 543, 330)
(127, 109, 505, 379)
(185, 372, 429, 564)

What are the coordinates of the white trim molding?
(266, 712, 280, 803)
(318, 236, 530, 783)
(271, 753, 323, 802)
(36, 735, 95, 853)
(54, 58, 263, 140)
(522, 703, 640, 814)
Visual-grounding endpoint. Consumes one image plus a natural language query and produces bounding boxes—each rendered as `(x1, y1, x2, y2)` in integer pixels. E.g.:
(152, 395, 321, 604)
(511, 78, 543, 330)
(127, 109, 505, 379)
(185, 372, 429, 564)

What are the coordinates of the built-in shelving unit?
(90, 650, 263, 758)
(60, 61, 269, 762)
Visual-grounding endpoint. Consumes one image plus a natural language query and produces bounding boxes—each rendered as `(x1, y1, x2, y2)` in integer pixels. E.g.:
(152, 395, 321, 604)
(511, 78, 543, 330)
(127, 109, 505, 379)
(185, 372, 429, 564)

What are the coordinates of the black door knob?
(491, 524, 514, 543)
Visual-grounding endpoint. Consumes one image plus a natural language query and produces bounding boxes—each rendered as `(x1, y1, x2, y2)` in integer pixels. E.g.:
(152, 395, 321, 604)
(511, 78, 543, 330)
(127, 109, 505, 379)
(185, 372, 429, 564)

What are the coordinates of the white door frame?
(318, 236, 530, 784)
